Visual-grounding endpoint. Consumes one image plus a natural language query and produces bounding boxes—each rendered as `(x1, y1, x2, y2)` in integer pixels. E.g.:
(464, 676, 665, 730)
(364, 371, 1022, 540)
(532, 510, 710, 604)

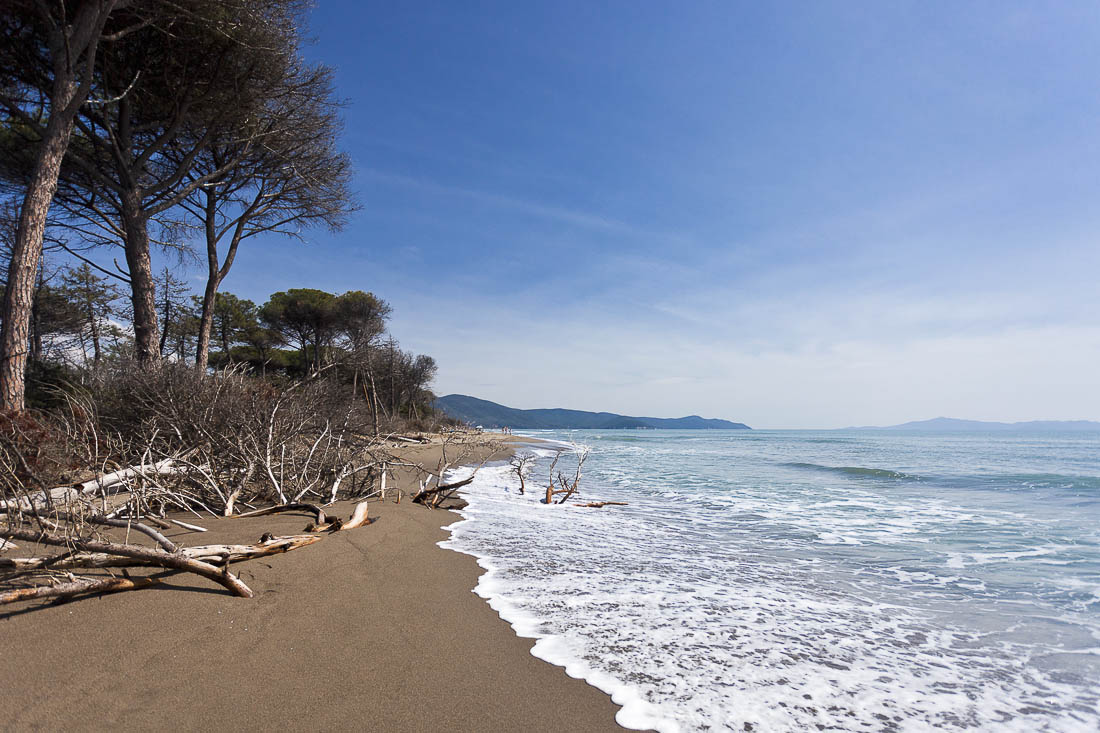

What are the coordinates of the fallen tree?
(544, 444, 590, 505)
(0, 366, 499, 608)
(0, 575, 161, 605)
(0, 528, 255, 597)
(0, 533, 321, 574)
(509, 452, 536, 495)
(411, 433, 499, 509)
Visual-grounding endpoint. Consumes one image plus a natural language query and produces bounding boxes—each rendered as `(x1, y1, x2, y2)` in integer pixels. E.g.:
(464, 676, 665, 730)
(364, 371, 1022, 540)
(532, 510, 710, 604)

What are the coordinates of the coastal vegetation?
(0, 0, 616, 612)
(0, 1, 486, 606)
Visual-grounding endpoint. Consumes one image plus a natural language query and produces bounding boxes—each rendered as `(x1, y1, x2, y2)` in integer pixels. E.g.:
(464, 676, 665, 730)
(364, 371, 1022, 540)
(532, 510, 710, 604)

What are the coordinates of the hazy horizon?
(437, 393, 1100, 431)
(143, 2, 1100, 429)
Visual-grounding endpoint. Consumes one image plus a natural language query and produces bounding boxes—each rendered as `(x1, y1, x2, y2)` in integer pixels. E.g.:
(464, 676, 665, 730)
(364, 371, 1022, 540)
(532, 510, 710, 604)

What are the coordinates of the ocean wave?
(783, 462, 922, 481)
(1000, 473, 1100, 491)
(441, 432, 1100, 732)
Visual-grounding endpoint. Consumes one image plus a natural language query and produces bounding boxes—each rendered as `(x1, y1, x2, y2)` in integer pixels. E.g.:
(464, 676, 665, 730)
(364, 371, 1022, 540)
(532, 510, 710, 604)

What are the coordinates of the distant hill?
(849, 417, 1100, 432)
(435, 395, 750, 430)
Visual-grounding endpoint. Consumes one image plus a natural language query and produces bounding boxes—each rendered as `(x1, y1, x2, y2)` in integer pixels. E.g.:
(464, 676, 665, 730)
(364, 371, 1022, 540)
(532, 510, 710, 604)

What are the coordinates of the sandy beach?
(0, 439, 627, 732)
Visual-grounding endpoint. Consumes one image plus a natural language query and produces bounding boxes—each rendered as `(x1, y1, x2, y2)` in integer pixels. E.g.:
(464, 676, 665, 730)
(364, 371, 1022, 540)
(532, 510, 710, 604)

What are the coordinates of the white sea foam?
(440, 432, 1100, 732)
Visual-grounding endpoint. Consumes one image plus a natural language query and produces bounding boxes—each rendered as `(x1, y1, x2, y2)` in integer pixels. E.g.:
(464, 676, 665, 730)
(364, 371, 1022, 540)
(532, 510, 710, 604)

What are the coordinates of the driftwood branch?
(237, 503, 328, 525)
(170, 519, 208, 532)
(54, 511, 178, 553)
(0, 575, 160, 605)
(392, 435, 429, 444)
(0, 529, 253, 598)
(0, 534, 321, 574)
(305, 500, 370, 532)
(509, 452, 536, 495)
(412, 475, 475, 504)
(4, 459, 189, 510)
(544, 444, 590, 504)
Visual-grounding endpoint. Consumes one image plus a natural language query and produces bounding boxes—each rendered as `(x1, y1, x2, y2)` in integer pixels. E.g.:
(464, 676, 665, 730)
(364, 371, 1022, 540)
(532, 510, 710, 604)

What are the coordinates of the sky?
(191, 0, 1100, 428)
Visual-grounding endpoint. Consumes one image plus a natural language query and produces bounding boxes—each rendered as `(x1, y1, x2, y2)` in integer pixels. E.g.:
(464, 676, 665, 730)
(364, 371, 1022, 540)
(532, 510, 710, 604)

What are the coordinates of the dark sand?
(0, 440, 627, 732)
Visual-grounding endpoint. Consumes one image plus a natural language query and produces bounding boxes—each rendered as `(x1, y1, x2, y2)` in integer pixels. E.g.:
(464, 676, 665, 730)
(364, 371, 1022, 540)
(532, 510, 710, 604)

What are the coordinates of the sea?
(439, 429, 1100, 732)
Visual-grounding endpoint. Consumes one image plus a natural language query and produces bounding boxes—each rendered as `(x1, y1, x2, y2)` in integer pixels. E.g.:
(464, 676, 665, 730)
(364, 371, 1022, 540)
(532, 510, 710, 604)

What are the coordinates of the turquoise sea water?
(441, 429, 1100, 732)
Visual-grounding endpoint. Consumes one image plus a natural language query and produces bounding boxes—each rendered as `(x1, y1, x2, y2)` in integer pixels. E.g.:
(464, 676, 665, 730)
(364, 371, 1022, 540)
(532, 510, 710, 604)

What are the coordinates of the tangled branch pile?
(0, 364, 494, 606)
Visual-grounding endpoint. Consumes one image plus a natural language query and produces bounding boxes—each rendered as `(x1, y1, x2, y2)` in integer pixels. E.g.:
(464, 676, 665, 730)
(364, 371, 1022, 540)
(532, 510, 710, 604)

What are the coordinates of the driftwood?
(52, 511, 179, 553)
(169, 519, 208, 532)
(344, 500, 371, 530)
(0, 460, 189, 512)
(509, 452, 536, 495)
(412, 475, 475, 505)
(136, 515, 172, 529)
(305, 500, 370, 532)
(0, 575, 160, 605)
(68, 459, 181, 494)
(576, 501, 628, 508)
(238, 503, 328, 525)
(0, 529, 254, 598)
(392, 435, 429, 444)
(544, 445, 590, 504)
(0, 533, 322, 574)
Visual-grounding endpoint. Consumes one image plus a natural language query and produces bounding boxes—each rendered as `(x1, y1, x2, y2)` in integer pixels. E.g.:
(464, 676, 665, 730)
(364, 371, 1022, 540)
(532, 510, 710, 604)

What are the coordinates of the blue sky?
(204, 1, 1100, 428)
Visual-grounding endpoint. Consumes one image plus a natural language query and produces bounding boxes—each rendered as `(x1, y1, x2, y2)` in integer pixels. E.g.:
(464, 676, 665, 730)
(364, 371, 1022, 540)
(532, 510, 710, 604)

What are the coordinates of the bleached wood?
(169, 519, 208, 532)
(0, 575, 159, 605)
(342, 501, 370, 530)
(237, 503, 327, 524)
(0, 534, 321, 573)
(0, 529, 253, 597)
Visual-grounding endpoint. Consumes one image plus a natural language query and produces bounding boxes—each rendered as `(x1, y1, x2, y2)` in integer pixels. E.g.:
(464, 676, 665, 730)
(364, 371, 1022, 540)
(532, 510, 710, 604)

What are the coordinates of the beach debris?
(304, 500, 371, 532)
(0, 575, 161, 605)
(0, 528, 255, 598)
(411, 433, 499, 509)
(343, 500, 371, 530)
(169, 519, 208, 532)
(575, 501, 628, 508)
(0, 383, 502, 607)
(509, 452, 537, 495)
(47, 510, 179, 552)
(3, 458, 188, 512)
(238, 502, 330, 526)
(544, 444, 590, 505)
(0, 533, 329, 605)
(392, 434, 430, 444)
(412, 475, 476, 508)
(0, 533, 322, 574)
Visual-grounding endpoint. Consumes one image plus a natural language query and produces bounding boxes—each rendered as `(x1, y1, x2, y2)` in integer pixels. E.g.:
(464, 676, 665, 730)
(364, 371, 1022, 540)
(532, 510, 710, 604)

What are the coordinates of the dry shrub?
(68, 362, 379, 515)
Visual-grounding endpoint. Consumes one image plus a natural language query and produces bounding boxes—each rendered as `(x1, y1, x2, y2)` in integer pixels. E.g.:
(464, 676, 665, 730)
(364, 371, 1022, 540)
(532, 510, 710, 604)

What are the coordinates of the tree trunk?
(121, 193, 161, 367)
(194, 187, 220, 371)
(0, 1, 117, 410)
(0, 85, 78, 410)
(29, 264, 44, 364)
(79, 281, 103, 365)
(364, 373, 380, 436)
(158, 279, 172, 356)
(195, 284, 218, 371)
(89, 300, 102, 365)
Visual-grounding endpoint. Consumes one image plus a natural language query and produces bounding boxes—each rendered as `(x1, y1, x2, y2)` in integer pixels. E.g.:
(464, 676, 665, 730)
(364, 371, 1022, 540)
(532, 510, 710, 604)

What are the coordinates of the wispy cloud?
(360, 168, 663, 239)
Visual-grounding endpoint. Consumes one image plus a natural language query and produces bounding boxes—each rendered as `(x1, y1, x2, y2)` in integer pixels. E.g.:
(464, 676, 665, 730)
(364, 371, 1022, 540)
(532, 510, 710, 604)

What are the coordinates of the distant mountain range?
(848, 417, 1100, 432)
(435, 394, 751, 430)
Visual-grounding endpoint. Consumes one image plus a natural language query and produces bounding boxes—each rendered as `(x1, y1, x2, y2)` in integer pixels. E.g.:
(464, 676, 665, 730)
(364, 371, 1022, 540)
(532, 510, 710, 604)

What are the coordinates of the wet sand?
(0, 439, 627, 732)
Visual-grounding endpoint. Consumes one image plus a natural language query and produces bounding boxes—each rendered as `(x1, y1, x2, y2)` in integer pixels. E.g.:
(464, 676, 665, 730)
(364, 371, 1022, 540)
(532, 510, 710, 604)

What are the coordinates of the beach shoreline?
(0, 436, 628, 732)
